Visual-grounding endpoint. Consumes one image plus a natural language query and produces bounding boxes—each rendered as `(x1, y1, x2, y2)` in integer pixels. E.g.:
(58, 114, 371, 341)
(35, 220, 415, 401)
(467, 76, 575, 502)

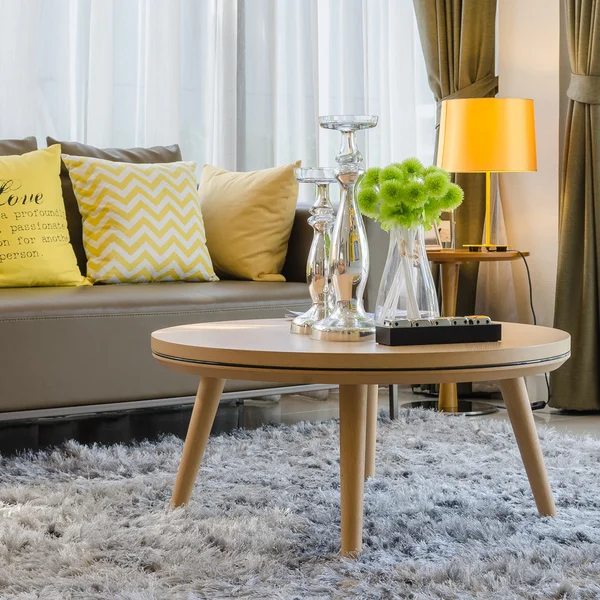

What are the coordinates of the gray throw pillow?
(0, 137, 38, 156)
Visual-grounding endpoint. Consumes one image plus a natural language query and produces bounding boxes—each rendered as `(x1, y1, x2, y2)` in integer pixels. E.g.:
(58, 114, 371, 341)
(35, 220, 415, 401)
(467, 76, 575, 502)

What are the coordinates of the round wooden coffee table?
(152, 318, 570, 557)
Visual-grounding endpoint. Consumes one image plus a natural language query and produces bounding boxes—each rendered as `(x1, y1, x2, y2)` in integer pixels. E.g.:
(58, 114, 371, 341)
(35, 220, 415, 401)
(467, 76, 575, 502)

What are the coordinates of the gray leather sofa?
(0, 138, 385, 423)
(0, 205, 317, 415)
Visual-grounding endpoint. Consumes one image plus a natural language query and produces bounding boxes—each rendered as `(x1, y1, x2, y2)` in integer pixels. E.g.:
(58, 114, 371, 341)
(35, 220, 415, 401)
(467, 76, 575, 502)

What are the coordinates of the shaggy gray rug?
(1, 410, 600, 600)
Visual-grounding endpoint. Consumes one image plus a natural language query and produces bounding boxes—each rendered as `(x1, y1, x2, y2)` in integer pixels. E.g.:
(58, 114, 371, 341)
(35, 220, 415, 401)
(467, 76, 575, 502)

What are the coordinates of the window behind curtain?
(0, 0, 435, 199)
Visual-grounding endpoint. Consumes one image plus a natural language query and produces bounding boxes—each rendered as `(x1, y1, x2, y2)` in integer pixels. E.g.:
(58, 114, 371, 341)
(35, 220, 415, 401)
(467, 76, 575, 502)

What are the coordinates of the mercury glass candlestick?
(290, 168, 337, 335)
(310, 115, 378, 342)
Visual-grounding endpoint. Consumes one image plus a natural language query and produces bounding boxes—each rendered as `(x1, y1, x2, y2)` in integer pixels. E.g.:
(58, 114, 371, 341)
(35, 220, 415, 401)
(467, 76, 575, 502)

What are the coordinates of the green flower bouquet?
(357, 157, 463, 231)
(357, 158, 464, 322)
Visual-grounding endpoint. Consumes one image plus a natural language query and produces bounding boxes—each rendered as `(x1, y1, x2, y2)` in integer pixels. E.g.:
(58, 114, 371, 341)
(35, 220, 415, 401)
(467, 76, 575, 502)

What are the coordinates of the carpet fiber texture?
(1, 409, 599, 599)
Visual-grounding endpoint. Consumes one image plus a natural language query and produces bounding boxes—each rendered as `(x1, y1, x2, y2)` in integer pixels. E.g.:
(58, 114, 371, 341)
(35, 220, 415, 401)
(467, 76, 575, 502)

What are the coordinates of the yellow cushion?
(0, 145, 88, 288)
(198, 162, 300, 281)
(62, 155, 217, 284)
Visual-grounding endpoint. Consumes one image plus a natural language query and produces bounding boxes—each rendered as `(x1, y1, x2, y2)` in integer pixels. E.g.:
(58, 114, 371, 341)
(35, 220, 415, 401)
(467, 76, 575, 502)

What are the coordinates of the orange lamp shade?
(437, 98, 537, 173)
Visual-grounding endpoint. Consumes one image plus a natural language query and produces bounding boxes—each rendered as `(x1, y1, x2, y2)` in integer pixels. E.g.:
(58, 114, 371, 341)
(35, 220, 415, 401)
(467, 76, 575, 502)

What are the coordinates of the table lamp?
(437, 98, 537, 250)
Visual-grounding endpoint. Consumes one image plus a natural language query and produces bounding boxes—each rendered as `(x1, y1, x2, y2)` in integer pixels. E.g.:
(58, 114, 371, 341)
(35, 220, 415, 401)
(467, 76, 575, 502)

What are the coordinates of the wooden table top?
(426, 249, 529, 263)
(152, 319, 570, 386)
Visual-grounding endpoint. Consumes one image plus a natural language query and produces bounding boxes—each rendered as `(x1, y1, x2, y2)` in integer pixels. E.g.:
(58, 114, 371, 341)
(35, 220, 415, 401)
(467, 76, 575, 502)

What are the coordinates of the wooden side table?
(394, 249, 529, 416)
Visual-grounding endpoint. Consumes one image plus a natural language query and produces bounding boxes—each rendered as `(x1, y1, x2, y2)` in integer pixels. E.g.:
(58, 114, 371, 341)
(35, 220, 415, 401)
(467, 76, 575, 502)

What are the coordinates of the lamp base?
(463, 244, 509, 252)
(461, 172, 510, 254)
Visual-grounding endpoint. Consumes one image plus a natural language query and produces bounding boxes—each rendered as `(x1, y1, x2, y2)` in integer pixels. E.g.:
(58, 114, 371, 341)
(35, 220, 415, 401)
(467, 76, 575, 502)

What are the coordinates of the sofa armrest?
(282, 204, 313, 283)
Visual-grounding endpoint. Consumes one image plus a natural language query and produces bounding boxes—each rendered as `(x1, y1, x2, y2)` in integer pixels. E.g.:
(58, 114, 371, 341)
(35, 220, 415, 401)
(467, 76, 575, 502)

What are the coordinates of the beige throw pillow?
(198, 162, 300, 281)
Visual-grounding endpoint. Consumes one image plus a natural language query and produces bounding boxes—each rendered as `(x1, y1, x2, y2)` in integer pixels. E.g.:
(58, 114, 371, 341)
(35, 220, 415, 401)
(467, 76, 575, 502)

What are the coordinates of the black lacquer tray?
(375, 322, 502, 346)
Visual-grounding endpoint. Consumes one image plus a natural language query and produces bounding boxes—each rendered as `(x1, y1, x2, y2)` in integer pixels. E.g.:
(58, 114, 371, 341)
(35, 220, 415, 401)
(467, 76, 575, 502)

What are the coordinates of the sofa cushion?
(47, 138, 182, 275)
(0, 137, 38, 156)
(0, 281, 311, 412)
(0, 280, 310, 318)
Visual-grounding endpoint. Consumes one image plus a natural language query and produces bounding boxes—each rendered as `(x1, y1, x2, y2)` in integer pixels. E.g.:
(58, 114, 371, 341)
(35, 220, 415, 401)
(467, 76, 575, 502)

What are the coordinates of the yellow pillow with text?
(0, 145, 88, 287)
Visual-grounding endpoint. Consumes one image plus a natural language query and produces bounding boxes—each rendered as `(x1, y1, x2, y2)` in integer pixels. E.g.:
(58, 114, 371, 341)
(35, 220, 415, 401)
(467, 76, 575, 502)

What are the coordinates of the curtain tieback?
(435, 73, 499, 127)
(567, 73, 600, 104)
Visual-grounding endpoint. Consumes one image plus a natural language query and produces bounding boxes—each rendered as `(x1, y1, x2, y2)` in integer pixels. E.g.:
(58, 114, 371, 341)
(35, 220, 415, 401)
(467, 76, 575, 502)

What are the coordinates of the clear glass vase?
(375, 225, 440, 324)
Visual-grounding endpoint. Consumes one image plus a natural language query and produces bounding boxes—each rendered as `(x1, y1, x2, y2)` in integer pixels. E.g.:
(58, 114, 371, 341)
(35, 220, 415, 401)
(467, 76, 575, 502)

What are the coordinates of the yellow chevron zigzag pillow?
(62, 155, 217, 284)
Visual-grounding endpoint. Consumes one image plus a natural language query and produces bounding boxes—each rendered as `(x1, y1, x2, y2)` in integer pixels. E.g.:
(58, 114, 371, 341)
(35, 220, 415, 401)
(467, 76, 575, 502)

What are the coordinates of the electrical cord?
(412, 250, 552, 410)
(516, 251, 552, 410)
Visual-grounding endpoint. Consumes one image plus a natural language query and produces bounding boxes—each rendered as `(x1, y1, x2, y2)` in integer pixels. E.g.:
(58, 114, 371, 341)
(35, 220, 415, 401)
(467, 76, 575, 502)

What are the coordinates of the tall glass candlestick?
(310, 115, 378, 342)
(291, 168, 336, 335)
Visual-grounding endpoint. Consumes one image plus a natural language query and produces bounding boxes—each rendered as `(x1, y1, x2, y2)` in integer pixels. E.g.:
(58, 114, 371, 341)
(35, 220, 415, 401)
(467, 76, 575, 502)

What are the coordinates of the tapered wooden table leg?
(170, 377, 226, 508)
(499, 377, 556, 516)
(339, 384, 368, 557)
(365, 385, 378, 479)
(440, 263, 460, 318)
(439, 263, 460, 412)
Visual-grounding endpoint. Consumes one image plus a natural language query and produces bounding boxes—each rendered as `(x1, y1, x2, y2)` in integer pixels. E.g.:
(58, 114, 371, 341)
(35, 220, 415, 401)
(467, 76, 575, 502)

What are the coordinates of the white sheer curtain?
(0, 0, 434, 201)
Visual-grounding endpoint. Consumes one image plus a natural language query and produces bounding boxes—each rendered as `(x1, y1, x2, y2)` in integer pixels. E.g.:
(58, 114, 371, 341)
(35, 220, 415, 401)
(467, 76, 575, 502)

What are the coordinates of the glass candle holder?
(290, 168, 337, 335)
(310, 115, 378, 342)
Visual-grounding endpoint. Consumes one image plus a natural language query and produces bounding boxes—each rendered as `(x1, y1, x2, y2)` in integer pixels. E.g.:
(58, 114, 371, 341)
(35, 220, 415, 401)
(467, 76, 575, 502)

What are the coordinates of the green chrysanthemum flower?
(423, 171, 450, 198)
(399, 157, 424, 178)
(422, 196, 446, 231)
(379, 180, 404, 206)
(379, 165, 404, 183)
(353, 158, 464, 231)
(422, 165, 451, 181)
(379, 202, 422, 230)
(379, 202, 406, 230)
(357, 186, 380, 218)
(401, 180, 427, 208)
(362, 167, 381, 188)
(439, 183, 464, 210)
(423, 196, 444, 222)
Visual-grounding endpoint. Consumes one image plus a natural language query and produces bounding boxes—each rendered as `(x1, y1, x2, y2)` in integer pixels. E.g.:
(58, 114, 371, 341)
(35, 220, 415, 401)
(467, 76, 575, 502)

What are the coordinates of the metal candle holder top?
(310, 115, 379, 342)
(318, 115, 378, 165)
(319, 115, 379, 131)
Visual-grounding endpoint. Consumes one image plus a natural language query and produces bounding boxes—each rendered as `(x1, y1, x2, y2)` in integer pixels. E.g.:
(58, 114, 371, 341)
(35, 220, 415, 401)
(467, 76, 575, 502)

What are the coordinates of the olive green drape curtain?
(412, 0, 498, 316)
(552, 0, 600, 410)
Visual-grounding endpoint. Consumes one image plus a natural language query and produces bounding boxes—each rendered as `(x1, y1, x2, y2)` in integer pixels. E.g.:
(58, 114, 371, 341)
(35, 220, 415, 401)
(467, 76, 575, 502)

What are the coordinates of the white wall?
(497, 0, 561, 402)
(498, 0, 560, 326)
